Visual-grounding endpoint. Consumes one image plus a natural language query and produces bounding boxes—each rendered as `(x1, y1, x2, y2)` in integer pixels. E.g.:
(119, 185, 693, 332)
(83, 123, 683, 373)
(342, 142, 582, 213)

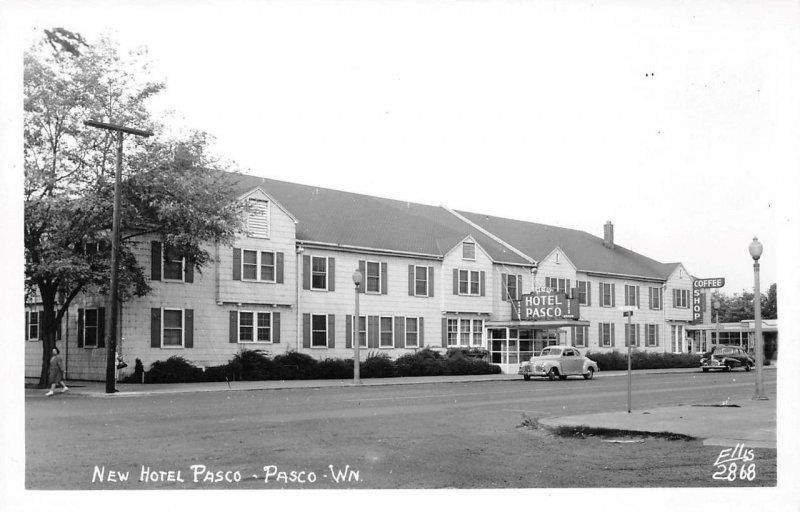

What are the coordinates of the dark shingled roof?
(456, 210, 678, 280)
(226, 173, 530, 264)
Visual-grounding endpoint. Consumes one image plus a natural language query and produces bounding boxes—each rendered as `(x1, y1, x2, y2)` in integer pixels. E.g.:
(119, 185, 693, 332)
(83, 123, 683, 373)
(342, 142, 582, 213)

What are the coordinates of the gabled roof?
(225, 172, 530, 264)
(456, 210, 676, 280)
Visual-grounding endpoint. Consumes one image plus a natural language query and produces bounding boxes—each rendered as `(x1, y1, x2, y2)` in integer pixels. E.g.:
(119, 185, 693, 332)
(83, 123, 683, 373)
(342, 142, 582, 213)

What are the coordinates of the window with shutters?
(452, 318, 483, 347)
(458, 269, 481, 296)
(624, 285, 639, 307)
(27, 311, 39, 340)
(414, 266, 429, 296)
(379, 316, 394, 348)
(649, 287, 662, 310)
(238, 311, 272, 343)
(472, 319, 483, 346)
(405, 317, 419, 348)
(84, 308, 100, 347)
(646, 324, 659, 347)
(354, 315, 367, 348)
(247, 198, 270, 238)
(545, 277, 568, 293)
(311, 314, 328, 347)
(600, 283, 614, 307)
(462, 241, 476, 260)
(311, 256, 328, 290)
(600, 323, 613, 347)
(505, 274, 518, 301)
(625, 323, 639, 347)
(366, 261, 381, 293)
(162, 309, 184, 347)
(163, 245, 185, 281)
(574, 325, 588, 347)
(674, 289, 689, 308)
(447, 319, 458, 346)
(241, 250, 276, 282)
(577, 281, 589, 306)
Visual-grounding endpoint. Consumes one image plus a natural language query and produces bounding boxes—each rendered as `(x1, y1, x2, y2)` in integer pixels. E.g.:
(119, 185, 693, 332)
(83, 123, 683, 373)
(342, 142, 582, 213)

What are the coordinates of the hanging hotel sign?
(511, 288, 580, 321)
(692, 277, 725, 324)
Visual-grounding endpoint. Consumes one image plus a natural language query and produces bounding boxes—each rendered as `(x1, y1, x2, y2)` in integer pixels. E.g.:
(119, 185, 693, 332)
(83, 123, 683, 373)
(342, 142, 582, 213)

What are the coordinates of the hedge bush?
(586, 350, 702, 371)
(145, 356, 205, 383)
(360, 351, 396, 378)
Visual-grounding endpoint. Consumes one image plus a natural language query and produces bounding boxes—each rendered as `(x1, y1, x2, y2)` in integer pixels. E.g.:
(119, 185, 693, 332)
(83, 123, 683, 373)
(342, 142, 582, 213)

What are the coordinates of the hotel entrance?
(487, 321, 588, 374)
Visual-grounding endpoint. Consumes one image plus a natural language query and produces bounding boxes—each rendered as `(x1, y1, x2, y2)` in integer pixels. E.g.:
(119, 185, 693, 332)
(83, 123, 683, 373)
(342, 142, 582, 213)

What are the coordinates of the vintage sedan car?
(700, 345, 755, 372)
(518, 346, 599, 381)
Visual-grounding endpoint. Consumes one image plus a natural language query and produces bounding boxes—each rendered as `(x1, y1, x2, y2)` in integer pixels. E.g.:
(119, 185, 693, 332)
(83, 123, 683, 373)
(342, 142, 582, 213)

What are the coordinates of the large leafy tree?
(710, 283, 777, 324)
(25, 30, 245, 387)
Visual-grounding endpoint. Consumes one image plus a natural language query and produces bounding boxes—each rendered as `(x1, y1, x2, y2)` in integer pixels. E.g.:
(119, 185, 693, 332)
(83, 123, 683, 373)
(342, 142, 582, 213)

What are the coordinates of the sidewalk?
(26, 366, 777, 449)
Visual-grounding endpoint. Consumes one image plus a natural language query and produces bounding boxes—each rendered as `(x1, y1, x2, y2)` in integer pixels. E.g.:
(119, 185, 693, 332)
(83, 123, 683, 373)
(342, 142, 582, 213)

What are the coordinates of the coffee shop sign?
(512, 290, 580, 321)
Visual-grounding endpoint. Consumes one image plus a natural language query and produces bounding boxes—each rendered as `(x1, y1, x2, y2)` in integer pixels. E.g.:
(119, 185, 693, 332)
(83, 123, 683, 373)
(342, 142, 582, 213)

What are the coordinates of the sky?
(1, 0, 799, 508)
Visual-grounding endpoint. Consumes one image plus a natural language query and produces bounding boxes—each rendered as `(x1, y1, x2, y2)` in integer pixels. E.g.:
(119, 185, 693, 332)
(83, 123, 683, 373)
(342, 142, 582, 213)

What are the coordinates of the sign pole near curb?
(620, 306, 637, 413)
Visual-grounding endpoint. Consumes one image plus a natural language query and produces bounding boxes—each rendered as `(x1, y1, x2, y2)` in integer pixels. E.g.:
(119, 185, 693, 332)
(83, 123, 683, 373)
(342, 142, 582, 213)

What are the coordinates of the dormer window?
(248, 198, 270, 238)
(462, 241, 476, 260)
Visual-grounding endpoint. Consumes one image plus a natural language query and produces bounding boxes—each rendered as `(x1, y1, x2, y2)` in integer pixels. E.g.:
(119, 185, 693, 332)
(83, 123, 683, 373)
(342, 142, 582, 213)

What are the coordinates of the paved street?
(25, 370, 777, 489)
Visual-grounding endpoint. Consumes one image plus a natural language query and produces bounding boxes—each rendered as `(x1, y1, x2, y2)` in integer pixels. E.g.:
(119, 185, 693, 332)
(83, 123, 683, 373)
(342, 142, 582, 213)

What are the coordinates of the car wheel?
(702, 368, 709, 373)
(547, 368, 558, 381)
(723, 364, 731, 372)
(559, 374, 567, 380)
(745, 364, 752, 372)
(523, 374, 531, 381)
(583, 367, 594, 380)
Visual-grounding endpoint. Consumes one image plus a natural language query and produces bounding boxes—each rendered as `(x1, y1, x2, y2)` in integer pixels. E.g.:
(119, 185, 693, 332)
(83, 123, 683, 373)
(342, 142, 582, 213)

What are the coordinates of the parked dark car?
(700, 345, 754, 372)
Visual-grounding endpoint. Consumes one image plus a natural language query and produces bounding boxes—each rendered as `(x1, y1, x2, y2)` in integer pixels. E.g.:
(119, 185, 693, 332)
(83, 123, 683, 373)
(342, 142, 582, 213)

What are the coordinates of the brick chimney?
(603, 221, 614, 249)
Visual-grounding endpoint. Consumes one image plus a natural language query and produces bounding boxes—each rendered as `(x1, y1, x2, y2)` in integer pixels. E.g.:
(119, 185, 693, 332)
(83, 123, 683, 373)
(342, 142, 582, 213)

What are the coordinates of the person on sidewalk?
(45, 347, 69, 396)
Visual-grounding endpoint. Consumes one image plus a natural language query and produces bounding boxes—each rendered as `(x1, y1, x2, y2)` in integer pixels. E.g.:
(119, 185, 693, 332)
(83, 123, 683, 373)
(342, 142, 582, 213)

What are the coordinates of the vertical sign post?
(620, 306, 637, 413)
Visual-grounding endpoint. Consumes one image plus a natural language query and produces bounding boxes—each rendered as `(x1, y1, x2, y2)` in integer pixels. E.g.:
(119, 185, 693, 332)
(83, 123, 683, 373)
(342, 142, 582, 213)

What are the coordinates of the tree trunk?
(37, 287, 58, 389)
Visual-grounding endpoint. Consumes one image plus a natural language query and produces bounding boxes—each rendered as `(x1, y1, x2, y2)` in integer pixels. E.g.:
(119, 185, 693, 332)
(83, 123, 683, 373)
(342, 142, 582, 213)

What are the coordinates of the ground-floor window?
(83, 308, 101, 347)
(380, 316, 394, 348)
(312, 314, 328, 347)
(624, 323, 640, 347)
(574, 325, 587, 347)
(405, 317, 419, 348)
(599, 323, 614, 347)
(27, 311, 39, 340)
(238, 311, 273, 343)
(162, 309, 184, 347)
(671, 324, 685, 353)
(646, 324, 660, 347)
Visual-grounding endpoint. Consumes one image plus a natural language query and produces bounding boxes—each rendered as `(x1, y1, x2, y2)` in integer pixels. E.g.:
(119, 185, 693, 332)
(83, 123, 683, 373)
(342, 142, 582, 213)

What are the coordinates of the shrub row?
(585, 350, 702, 371)
(126, 347, 501, 384)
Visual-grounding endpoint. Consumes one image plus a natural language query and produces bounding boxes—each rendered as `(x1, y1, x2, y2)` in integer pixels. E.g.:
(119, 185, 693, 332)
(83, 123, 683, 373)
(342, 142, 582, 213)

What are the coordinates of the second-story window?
(163, 245, 184, 281)
(577, 281, 590, 306)
(600, 283, 615, 307)
(366, 261, 381, 293)
(674, 289, 689, 308)
(311, 256, 328, 290)
(415, 266, 429, 296)
(241, 250, 276, 282)
(649, 287, 663, 310)
(459, 270, 480, 295)
(624, 285, 639, 307)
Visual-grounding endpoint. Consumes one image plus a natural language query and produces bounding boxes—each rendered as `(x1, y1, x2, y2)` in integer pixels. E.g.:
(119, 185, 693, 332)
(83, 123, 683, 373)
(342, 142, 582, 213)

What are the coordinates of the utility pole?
(84, 120, 153, 394)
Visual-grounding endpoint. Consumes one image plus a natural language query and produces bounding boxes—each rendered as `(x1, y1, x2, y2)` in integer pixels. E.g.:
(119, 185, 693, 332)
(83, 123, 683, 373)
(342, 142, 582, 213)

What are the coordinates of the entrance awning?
(486, 319, 590, 328)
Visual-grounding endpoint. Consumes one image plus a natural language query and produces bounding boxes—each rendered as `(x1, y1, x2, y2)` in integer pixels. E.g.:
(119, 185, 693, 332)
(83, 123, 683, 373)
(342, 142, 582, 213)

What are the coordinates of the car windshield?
(541, 348, 562, 356)
(720, 348, 734, 355)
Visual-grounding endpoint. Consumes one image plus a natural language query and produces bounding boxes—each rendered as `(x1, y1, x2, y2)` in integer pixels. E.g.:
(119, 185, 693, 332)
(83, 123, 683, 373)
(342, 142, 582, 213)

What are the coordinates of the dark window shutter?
(229, 311, 238, 343)
(328, 257, 336, 291)
(442, 317, 448, 347)
(428, 266, 434, 297)
(185, 309, 194, 348)
(480, 271, 486, 296)
(453, 269, 458, 295)
(517, 275, 522, 300)
(408, 265, 414, 296)
(611, 323, 616, 347)
(368, 316, 378, 348)
(656, 325, 660, 346)
(327, 314, 335, 348)
(546, 277, 551, 288)
(25, 311, 29, 340)
(273, 312, 280, 343)
(394, 317, 404, 348)
(501, 273, 508, 301)
(636, 324, 640, 347)
(588, 282, 592, 306)
(151, 308, 161, 348)
(571, 326, 575, 346)
(566, 279, 571, 295)
(611, 284, 616, 307)
(77, 309, 84, 347)
(358, 260, 366, 293)
(276, 252, 284, 284)
(151, 241, 162, 281)
(598, 323, 602, 347)
(302, 313, 311, 348)
(303, 255, 310, 290)
(381, 262, 388, 294)
(419, 317, 425, 345)
(233, 248, 242, 281)
(98, 307, 106, 348)
(185, 259, 194, 283)
(673, 289, 677, 307)
(346, 314, 352, 349)
(636, 286, 640, 308)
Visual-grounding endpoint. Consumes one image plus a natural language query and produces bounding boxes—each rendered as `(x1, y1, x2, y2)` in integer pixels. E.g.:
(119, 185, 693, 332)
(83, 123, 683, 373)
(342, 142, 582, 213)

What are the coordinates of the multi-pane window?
(239, 312, 272, 343)
(248, 198, 270, 238)
(447, 319, 459, 346)
(459, 319, 471, 345)
(311, 314, 327, 347)
(242, 251, 258, 280)
(545, 277, 568, 293)
(405, 317, 419, 347)
(163, 245, 184, 281)
(414, 266, 428, 296)
(455, 318, 483, 346)
(380, 316, 393, 348)
(574, 325, 588, 347)
(649, 287, 662, 310)
(625, 285, 639, 307)
(674, 289, 689, 308)
(506, 275, 518, 301)
(84, 308, 100, 347)
(646, 324, 659, 347)
(163, 309, 184, 347)
(28, 311, 39, 340)
(577, 281, 589, 306)
(600, 283, 614, 307)
(459, 270, 480, 295)
(366, 261, 381, 293)
(462, 241, 476, 260)
(311, 257, 328, 290)
(671, 325, 684, 352)
(260, 252, 275, 281)
(625, 323, 639, 347)
(354, 315, 367, 348)
(472, 319, 483, 346)
(600, 323, 613, 347)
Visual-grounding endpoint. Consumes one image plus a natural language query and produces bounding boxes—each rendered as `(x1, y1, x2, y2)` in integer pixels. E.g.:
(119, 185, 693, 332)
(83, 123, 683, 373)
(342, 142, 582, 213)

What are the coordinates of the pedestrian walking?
(45, 347, 68, 396)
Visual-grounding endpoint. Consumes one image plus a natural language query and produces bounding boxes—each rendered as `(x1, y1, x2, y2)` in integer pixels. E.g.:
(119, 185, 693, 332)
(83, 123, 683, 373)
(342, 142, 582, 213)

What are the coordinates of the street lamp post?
(352, 269, 363, 385)
(748, 237, 767, 400)
(84, 119, 153, 394)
